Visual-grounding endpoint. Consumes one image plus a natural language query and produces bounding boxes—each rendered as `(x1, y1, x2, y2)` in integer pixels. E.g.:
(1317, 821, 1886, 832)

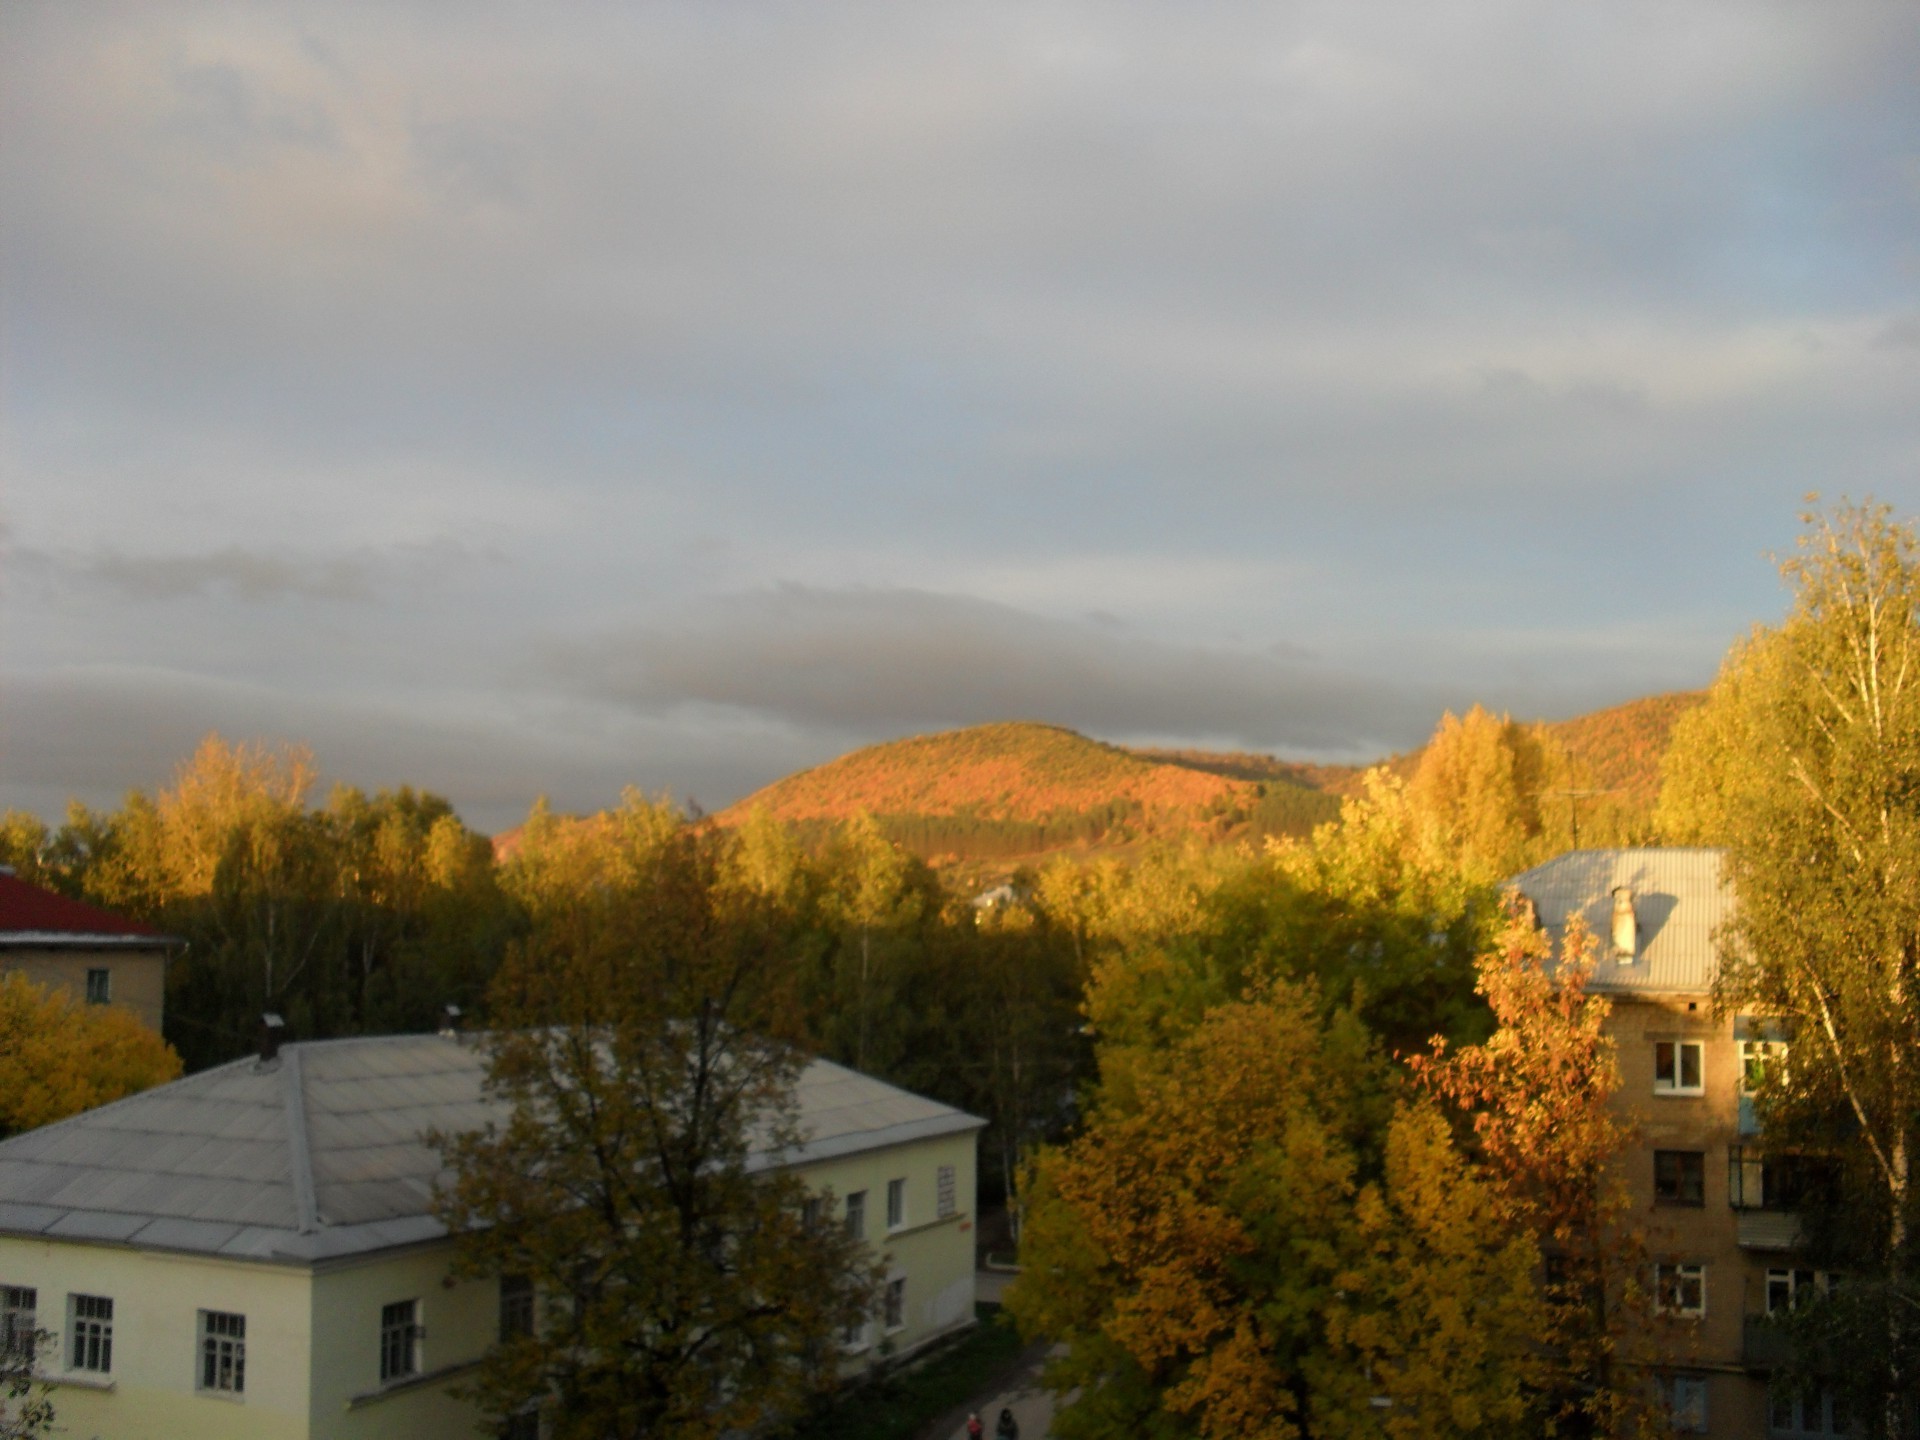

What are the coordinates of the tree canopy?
(0, 974, 183, 1137)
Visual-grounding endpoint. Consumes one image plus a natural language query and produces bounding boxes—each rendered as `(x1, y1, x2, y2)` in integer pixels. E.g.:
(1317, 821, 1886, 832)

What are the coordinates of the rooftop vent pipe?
(1611, 886, 1637, 963)
(259, 1012, 287, 1063)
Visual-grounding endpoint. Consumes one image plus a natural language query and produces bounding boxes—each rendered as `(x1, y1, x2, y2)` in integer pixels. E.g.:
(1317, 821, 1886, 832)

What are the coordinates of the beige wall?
(1607, 995, 1774, 1437)
(1, 946, 167, 1033)
(0, 1125, 981, 1439)
(0, 1235, 311, 1440)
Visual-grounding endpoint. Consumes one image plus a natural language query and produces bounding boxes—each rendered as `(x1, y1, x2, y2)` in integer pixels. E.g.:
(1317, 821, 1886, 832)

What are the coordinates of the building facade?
(0, 868, 172, 1033)
(1512, 848, 1841, 1439)
(0, 1032, 982, 1439)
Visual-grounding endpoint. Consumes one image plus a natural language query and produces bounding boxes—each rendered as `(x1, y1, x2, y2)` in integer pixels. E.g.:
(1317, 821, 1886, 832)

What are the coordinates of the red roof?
(0, 871, 167, 940)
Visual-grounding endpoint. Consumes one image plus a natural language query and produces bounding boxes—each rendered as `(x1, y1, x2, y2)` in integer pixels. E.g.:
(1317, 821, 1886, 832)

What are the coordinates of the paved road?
(921, 1272, 1056, 1440)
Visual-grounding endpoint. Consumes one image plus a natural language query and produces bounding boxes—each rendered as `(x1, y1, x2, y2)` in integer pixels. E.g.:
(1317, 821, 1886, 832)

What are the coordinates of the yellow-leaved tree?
(0, 974, 183, 1137)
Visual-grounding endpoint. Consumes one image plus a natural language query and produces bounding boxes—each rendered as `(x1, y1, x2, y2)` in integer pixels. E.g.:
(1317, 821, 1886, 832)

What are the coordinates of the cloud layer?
(4, 2, 1916, 829)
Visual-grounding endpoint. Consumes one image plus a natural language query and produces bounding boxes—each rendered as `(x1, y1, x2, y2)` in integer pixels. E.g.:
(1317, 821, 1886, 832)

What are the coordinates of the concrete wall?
(1607, 995, 1772, 1438)
(799, 1128, 981, 1370)
(0, 1235, 311, 1440)
(0, 946, 166, 1033)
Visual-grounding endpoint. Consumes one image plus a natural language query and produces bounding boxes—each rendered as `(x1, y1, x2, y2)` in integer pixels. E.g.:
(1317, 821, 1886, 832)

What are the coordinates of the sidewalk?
(918, 1273, 1056, 1440)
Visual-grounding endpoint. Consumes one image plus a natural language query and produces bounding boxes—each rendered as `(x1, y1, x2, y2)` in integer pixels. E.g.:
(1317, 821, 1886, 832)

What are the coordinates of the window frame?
(1654, 1149, 1706, 1207)
(499, 1275, 534, 1343)
(197, 1309, 246, 1396)
(379, 1299, 422, 1383)
(1653, 1039, 1705, 1097)
(1, 1286, 35, 1363)
(936, 1164, 957, 1220)
(844, 1190, 867, 1242)
(886, 1178, 906, 1231)
(1660, 1373, 1709, 1433)
(84, 968, 111, 1005)
(67, 1293, 113, 1374)
(1654, 1262, 1706, 1319)
(882, 1276, 906, 1334)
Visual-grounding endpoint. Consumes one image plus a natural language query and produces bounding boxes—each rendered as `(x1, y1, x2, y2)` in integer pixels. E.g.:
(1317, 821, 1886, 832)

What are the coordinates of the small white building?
(0, 1032, 982, 1439)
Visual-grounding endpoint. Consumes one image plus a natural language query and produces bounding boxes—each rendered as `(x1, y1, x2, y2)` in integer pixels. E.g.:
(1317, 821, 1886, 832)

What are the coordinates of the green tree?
(1659, 499, 1920, 1432)
(434, 804, 873, 1440)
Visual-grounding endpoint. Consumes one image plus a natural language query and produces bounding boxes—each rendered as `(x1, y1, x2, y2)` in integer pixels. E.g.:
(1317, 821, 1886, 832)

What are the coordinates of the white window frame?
(883, 1276, 906, 1333)
(1, 1286, 35, 1362)
(1766, 1267, 1838, 1315)
(936, 1164, 957, 1219)
(1741, 1038, 1787, 1094)
(197, 1309, 245, 1396)
(840, 1315, 870, 1352)
(1655, 1262, 1706, 1318)
(886, 1178, 906, 1231)
(844, 1190, 866, 1242)
(379, 1299, 421, 1383)
(67, 1293, 112, 1374)
(1654, 1040, 1705, 1096)
(84, 968, 110, 1004)
(499, 1275, 534, 1342)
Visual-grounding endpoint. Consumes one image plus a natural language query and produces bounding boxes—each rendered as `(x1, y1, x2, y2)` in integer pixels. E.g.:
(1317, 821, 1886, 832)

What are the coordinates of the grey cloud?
(87, 545, 379, 602)
(546, 585, 1657, 758)
(0, 666, 825, 834)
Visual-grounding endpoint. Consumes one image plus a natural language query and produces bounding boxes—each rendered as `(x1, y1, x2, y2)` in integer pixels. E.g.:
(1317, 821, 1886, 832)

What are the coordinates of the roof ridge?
(282, 1047, 320, 1234)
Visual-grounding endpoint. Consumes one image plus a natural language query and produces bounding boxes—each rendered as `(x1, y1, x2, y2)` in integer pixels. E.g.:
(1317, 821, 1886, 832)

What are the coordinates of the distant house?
(0, 1030, 983, 1439)
(1511, 848, 1835, 1440)
(0, 867, 173, 1033)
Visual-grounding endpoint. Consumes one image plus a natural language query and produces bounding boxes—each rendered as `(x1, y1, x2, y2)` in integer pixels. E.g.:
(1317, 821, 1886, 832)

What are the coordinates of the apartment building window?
(198, 1310, 245, 1395)
(1654, 1263, 1706, 1318)
(1, 1287, 35, 1360)
(841, 1316, 869, 1350)
(499, 1275, 534, 1342)
(887, 1178, 906, 1231)
(68, 1294, 112, 1373)
(1654, 1040, 1704, 1096)
(1770, 1386, 1851, 1437)
(936, 1164, 957, 1219)
(1767, 1268, 1838, 1314)
(1654, 1150, 1705, 1206)
(883, 1277, 906, 1333)
(1659, 1374, 1708, 1433)
(1741, 1037, 1787, 1093)
(801, 1195, 824, 1231)
(845, 1190, 866, 1241)
(85, 968, 110, 1005)
(379, 1299, 421, 1382)
(1731, 1147, 1828, 1212)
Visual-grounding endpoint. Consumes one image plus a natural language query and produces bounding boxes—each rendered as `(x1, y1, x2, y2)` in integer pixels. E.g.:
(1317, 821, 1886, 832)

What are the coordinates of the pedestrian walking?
(967, 1413, 984, 1440)
(996, 1408, 1019, 1440)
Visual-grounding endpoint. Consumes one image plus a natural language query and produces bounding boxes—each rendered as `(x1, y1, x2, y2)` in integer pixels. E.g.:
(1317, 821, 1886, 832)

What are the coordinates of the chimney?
(1610, 886, 1637, 963)
(258, 1012, 287, 1063)
(437, 1004, 463, 1040)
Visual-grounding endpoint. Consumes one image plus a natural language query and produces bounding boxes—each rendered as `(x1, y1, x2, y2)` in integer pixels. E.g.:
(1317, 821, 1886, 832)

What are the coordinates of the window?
(380, 1299, 421, 1382)
(1660, 1374, 1709, 1432)
(1741, 1038, 1788, 1094)
(1654, 1150, 1705, 1206)
(68, 1294, 112, 1374)
(85, 968, 110, 1004)
(887, 1178, 906, 1231)
(1731, 1148, 1830, 1211)
(936, 1165, 957, 1219)
(1767, 1268, 1839, 1315)
(1771, 1386, 1851, 1437)
(198, 1310, 245, 1395)
(845, 1191, 866, 1241)
(801, 1195, 823, 1231)
(883, 1277, 905, 1333)
(1654, 1040, 1704, 1096)
(1654, 1263, 1705, 1318)
(1, 1287, 35, 1361)
(841, 1316, 869, 1350)
(499, 1275, 534, 1342)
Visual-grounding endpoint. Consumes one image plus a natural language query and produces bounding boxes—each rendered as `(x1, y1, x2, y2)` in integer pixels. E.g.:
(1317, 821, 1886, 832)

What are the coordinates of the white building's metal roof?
(1507, 847, 1731, 996)
(0, 1034, 981, 1265)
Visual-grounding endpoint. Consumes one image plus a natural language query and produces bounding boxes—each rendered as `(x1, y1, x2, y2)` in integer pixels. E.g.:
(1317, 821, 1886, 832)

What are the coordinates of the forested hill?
(714, 721, 1342, 862)
(714, 692, 1702, 868)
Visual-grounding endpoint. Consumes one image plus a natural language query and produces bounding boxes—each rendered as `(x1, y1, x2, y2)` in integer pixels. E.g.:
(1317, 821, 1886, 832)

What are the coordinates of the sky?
(3, 2, 1917, 834)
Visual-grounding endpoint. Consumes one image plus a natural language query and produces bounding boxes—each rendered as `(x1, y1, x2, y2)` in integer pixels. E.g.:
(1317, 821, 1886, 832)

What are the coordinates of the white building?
(0, 1032, 983, 1439)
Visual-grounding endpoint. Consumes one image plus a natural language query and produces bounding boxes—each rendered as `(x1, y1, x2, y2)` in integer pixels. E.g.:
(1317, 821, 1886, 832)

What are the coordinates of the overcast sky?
(3, 2, 1917, 833)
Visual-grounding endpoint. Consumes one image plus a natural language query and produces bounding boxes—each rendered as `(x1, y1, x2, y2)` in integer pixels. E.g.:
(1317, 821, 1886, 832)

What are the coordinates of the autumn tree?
(435, 799, 873, 1440)
(1415, 905, 1654, 1438)
(1659, 499, 1920, 1431)
(0, 1324, 54, 1440)
(1007, 984, 1540, 1440)
(1406, 705, 1571, 882)
(0, 974, 183, 1136)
